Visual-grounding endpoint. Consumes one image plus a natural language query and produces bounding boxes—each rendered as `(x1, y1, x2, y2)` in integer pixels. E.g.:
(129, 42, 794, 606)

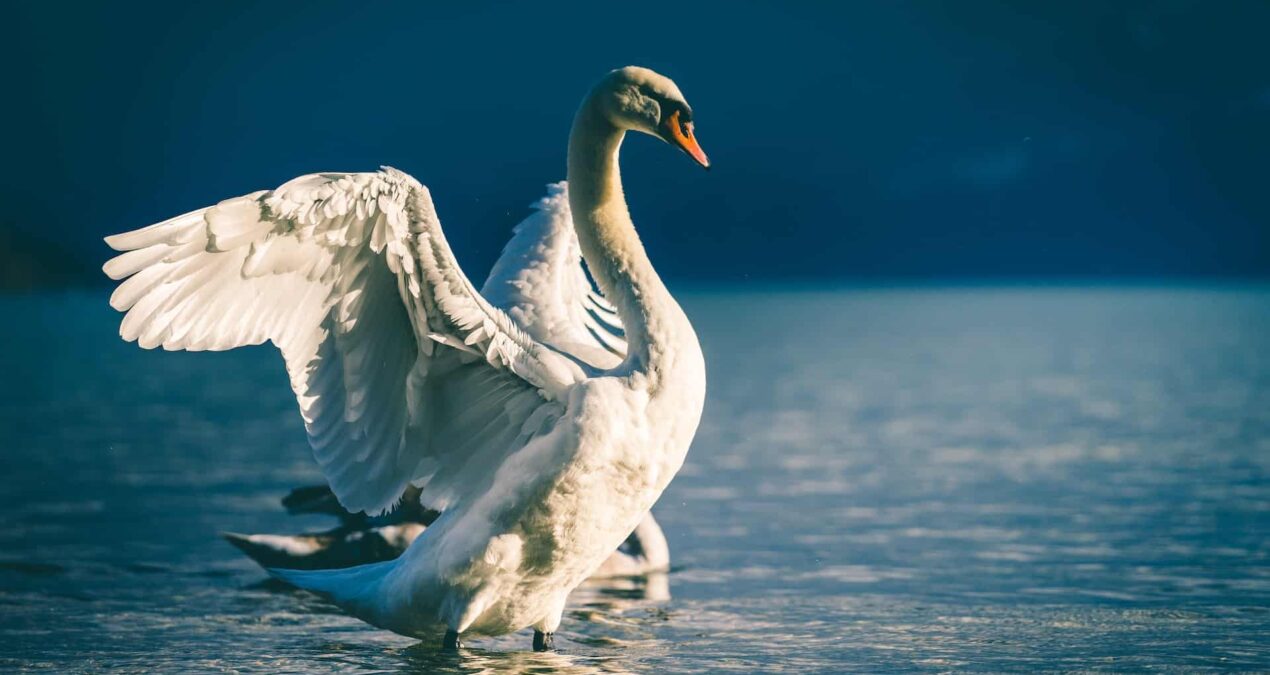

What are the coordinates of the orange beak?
(662, 109, 710, 169)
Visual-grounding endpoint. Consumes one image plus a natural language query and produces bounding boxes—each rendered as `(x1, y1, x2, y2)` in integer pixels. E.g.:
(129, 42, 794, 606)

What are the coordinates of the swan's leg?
(532, 595, 566, 651)
(442, 629, 462, 650)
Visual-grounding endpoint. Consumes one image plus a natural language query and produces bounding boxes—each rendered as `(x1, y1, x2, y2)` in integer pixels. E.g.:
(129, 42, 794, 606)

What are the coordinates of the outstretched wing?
(481, 183, 626, 369)
(104, 168, 586, 515)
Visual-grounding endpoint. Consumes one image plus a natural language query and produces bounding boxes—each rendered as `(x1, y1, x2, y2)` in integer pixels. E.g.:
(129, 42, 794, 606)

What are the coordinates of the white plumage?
(103, 66, 709, 648)
(482, 182, 628, 366)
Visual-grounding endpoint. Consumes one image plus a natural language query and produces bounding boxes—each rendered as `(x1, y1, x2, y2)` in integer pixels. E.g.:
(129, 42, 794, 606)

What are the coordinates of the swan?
(222, 483, 670, 577)
(102, 66, 709, 650)
(223, 174, 678, 581)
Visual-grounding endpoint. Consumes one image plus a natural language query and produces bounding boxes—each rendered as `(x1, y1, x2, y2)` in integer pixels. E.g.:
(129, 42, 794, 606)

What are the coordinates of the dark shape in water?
(225, 484, 670, 578)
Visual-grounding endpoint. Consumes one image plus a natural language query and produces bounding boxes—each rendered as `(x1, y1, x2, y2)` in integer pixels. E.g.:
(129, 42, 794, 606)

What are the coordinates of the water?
(1, 286, 1267, 672)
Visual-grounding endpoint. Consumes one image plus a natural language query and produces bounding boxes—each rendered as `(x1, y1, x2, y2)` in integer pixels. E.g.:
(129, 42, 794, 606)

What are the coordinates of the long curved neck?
(567, 97, 682, 375)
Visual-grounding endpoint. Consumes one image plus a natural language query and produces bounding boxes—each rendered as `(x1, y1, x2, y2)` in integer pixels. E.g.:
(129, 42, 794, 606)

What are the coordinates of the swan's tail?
(268, 559, 398, 620)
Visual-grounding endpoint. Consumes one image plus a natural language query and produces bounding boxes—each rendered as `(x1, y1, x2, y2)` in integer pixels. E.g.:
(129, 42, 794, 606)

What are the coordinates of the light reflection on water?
(0, 287, 1267, 672)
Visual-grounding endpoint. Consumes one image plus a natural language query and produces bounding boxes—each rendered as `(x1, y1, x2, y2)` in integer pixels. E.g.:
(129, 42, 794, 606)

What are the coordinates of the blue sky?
(4, 1, 1268, 281)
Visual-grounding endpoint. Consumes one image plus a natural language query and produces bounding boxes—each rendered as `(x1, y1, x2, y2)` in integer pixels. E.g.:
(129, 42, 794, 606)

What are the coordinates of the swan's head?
(593, 66, 710, 169)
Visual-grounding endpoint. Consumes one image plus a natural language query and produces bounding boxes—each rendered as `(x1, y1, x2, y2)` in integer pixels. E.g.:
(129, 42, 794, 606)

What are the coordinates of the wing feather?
(481, 182, 627, 368)
(104, 168, 583, 515)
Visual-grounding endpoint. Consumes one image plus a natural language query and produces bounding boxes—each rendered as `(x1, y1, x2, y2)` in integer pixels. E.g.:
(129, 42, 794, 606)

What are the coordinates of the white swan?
(223, 181, 675, 579)
(102, 66, 709, 650)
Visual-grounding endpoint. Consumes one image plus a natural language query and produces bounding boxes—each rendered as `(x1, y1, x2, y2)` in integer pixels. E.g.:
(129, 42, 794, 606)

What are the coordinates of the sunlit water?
(1, 287, 1267, 672)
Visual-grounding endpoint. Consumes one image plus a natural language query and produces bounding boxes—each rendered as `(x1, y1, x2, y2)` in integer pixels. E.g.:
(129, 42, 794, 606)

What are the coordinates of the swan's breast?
(438, 351, 706, 635)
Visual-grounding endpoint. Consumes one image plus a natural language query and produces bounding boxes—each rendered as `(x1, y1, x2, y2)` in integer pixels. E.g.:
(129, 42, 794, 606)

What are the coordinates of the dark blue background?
(4, 1, 1267, 282)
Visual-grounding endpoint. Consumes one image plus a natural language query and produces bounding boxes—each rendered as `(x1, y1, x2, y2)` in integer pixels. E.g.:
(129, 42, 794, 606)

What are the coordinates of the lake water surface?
(1, 287, 1267, 672)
